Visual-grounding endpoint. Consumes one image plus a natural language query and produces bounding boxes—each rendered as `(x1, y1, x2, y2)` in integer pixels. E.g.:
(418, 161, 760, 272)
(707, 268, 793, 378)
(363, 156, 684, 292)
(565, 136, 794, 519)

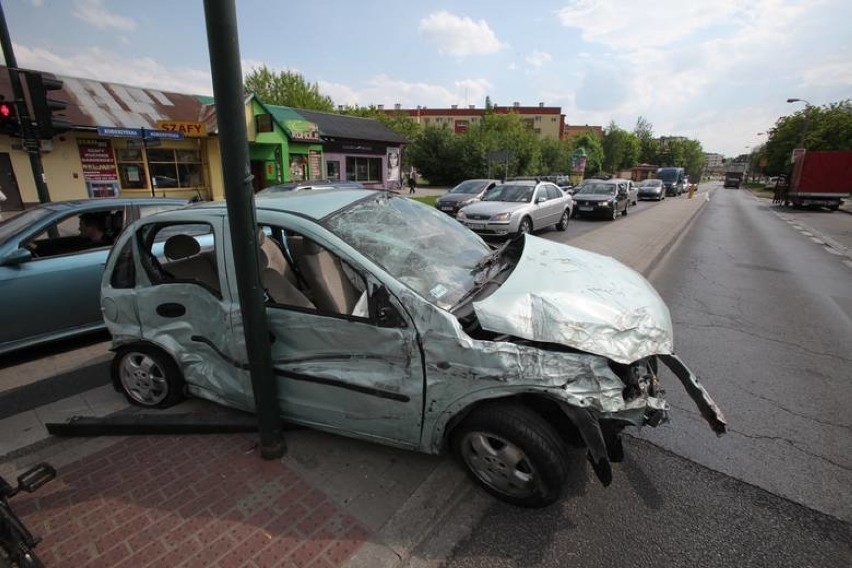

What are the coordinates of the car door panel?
(0, 249, 108, 346)
(263, 301, 424, 448)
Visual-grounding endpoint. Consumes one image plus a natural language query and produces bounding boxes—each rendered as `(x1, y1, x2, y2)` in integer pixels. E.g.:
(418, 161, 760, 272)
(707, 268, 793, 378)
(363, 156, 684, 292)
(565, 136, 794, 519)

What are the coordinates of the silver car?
(456, 180, 573, 237)
(100, 189, 725, 507)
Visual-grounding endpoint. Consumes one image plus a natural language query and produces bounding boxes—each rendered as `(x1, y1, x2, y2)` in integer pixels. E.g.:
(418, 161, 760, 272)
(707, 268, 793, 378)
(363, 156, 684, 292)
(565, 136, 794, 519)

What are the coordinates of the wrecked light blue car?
(100, 189, 726, 507)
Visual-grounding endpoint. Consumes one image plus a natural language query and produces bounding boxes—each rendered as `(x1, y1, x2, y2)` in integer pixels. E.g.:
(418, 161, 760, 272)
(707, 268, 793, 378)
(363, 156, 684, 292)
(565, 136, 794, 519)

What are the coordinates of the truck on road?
(783, 150, 852, 211)
(723, 163, 746, 188)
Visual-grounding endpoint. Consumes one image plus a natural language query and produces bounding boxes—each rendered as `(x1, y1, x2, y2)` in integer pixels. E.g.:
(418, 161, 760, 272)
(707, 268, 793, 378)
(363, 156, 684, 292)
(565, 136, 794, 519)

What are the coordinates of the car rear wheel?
(518, 217, 532, 235)
(556, 210, 570, 231)
(112, 345, 185, 408)
(452, 403, 570, 507)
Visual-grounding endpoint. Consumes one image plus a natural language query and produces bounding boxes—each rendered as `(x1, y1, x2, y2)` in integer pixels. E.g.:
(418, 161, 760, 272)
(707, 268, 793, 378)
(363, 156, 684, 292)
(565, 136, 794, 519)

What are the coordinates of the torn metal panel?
(473, 235, 674, 364)
(659, 354, 728, 435)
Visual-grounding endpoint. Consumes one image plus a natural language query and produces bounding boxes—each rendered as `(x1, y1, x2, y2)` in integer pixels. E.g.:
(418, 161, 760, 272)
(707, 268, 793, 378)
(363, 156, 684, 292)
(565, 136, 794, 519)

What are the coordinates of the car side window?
(546, 185, 562, 199)
(137, 222, 221, 297)
(257, 225, 369, 320)
(24, 208, 125, 259)
(109, 239, 136, 289)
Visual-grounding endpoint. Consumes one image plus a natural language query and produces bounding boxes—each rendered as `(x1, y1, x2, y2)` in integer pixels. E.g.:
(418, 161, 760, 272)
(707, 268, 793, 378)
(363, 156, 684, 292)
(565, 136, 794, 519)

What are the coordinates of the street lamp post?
(786, 98, 813, 149)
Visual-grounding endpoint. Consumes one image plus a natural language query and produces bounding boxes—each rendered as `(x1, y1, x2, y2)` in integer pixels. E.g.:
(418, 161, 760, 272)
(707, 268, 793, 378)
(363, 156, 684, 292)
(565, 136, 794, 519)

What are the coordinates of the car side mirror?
(0, 248, 33, 267)
(536, 196, 547, 203)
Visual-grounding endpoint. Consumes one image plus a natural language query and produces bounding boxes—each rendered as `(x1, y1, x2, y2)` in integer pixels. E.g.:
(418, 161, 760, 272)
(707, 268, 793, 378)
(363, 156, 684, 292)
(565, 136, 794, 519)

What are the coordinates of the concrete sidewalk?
(0, 189, 710, 568)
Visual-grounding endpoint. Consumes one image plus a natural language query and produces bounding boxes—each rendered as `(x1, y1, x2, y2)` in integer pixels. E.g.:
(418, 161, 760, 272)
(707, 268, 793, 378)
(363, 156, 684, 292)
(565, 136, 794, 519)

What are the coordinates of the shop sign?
(283, 119, 320, 142)
(78, 138, 120, 198)
(156, 120, 207, 137)
(96, 126, 184, 140)
(77, 138, 119, 182)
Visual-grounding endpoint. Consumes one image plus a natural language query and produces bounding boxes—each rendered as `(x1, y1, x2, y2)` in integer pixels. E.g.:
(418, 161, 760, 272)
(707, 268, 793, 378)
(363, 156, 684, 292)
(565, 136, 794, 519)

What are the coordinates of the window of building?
(116, 148, 148, 190)
(535, 116, 541, 122)
(148, 148, 203, 189)
(346, 156, 381, 183)
(327, 160, 341, 181)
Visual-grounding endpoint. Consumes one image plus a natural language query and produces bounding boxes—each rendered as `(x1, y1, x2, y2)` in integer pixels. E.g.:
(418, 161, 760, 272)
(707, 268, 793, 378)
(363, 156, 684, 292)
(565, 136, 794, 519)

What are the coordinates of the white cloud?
(525, 51, 552, 68)
(320, 75, 492, 109)
(14, 43, 212, 96)
(555, 0, 737, 49)
(419, 11, 504, 56)
(73, 0, 136, 32)
(800, 57, 852, 87)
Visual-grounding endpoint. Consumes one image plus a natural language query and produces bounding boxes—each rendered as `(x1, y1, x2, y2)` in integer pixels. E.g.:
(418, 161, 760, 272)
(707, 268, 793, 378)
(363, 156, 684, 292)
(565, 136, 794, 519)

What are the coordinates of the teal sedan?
(0, 198, 187, 355)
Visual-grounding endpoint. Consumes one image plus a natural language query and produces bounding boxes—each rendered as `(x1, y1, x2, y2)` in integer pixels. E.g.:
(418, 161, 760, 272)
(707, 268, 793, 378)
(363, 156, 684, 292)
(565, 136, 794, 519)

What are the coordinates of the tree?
(244, 65, 335, 111)
(567, 131, 604, 177)
(763, 100, 852, 175)
(633, 116, 658, 164)
(602, 121, 639, 174)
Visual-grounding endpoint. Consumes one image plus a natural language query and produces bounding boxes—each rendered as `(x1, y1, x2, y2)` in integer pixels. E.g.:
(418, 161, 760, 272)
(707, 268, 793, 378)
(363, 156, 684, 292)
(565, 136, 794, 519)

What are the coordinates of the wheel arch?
(109, 338, 182, 391)
(433, 392, 583, 455)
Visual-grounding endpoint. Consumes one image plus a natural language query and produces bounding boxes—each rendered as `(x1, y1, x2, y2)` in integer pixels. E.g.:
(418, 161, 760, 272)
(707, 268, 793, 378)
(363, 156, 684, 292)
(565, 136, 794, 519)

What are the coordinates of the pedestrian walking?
(408, 171, 417, 194)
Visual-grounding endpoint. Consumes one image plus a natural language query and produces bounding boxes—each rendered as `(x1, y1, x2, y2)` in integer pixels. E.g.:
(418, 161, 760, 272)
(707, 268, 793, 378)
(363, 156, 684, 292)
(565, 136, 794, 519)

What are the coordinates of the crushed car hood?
(473, 235, 673, 364)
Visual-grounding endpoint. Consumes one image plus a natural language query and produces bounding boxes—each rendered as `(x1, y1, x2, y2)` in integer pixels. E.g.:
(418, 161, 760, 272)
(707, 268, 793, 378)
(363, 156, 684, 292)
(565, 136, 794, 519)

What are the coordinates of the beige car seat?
(257, 230, 314, 309)
(300, 239, 361, 314)
(162, 234, 219, 291)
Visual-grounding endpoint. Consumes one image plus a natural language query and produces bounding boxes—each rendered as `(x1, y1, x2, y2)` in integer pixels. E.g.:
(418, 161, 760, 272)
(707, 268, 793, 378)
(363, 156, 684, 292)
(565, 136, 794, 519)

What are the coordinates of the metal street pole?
(0, 0, 51, 203)
(203, 0, 284, 459)
(786, 98, 812, 149)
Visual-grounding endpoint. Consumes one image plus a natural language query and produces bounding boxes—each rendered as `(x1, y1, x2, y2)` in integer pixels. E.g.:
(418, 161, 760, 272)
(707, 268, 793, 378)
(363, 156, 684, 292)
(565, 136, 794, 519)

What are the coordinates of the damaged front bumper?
(557, 353, 726, 486)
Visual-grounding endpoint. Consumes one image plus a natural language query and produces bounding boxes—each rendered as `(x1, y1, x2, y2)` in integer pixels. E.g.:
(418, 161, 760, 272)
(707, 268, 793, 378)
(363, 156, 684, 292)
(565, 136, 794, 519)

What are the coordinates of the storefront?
(249, 99, 323, 192)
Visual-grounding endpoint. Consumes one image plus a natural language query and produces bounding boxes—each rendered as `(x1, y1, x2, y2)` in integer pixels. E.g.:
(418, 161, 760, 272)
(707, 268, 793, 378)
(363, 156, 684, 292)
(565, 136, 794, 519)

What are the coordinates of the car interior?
(26, 209, 124, 258)
(149, 224, 367, 319)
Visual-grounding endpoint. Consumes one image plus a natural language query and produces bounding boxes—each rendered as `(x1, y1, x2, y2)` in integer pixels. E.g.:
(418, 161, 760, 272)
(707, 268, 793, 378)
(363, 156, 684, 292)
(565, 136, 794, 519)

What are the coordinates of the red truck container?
(787, 150, 852, 211)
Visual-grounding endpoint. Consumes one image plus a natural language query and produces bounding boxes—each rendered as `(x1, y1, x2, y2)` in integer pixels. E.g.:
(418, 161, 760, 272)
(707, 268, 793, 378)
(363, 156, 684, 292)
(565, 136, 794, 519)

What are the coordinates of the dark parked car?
(0, 197, 188, 354)
(572, 181, 630, 220)
(434, 179, 501, 216)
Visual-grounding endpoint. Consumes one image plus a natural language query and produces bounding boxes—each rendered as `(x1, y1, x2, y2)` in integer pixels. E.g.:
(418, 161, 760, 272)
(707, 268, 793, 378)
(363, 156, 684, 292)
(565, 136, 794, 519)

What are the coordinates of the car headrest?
(164, 234, 200, 260)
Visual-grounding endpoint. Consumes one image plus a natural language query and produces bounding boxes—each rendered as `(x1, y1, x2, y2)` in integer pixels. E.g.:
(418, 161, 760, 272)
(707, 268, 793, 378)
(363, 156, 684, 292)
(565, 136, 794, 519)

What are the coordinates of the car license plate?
(469, 223, 486, 230)
(578, 206, 593, 211)
(441, 206, 454, 211)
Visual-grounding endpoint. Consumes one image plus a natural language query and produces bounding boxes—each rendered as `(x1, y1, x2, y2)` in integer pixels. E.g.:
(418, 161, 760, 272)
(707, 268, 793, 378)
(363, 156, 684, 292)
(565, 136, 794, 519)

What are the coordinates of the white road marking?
(824, 246, 843, 256)
(844, 260, 852, 270)
(810, 237, 825, 244)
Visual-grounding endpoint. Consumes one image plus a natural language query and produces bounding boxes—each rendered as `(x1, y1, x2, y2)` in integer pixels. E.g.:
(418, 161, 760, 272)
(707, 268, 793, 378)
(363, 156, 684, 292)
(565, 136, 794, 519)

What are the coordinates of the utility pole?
(0, 1, 51, 203)
(203, 0, 284, 459)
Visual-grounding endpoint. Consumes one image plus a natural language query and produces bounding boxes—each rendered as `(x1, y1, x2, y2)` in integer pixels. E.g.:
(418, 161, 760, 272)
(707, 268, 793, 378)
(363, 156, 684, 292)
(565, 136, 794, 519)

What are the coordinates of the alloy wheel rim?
(460, 431, 539, 498)
(119, 352, 168, 405)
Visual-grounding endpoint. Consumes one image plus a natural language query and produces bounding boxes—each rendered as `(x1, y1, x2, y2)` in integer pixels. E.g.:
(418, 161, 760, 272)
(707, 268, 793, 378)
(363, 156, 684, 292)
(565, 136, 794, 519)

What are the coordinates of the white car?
(457, 180, 574, 237)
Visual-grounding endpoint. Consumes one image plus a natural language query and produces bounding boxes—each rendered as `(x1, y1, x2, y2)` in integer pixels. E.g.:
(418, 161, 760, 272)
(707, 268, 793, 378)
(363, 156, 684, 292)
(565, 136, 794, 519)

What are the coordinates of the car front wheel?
(517, 217, 532, 235)
(556, 210, 570, 231)
(452, 403, 570, 507)
(112, 345, 185, 408)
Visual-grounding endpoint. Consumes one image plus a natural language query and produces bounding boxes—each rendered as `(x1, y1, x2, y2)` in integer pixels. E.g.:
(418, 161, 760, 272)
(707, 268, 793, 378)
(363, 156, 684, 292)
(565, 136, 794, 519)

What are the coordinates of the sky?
(4, 0, 852, 158)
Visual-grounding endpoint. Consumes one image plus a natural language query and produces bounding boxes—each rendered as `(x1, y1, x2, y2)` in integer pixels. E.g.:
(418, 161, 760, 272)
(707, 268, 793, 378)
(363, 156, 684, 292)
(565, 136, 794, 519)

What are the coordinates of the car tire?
(518, 217, 532, 235)
(556, 210, 570, 231)
(112, 345, 185, 408)
(452, 402, 570, 507)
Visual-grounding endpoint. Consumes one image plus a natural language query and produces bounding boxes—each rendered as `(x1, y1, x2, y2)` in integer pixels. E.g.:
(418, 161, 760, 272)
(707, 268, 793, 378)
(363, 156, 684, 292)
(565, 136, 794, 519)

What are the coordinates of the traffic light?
(0, 95, 20, 136)
(24, 71, 71, 139)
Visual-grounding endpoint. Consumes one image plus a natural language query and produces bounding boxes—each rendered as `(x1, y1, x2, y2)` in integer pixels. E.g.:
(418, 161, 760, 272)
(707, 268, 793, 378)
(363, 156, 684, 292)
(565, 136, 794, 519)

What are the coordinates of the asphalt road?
(444, 438, 851, 568)
(443, 185, 852, 566)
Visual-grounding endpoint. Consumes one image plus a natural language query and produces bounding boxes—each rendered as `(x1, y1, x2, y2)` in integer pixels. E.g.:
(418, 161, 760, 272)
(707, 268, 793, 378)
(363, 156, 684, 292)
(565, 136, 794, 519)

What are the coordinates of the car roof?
(189, 188, 386, 220)
(31, 197, 188, 213)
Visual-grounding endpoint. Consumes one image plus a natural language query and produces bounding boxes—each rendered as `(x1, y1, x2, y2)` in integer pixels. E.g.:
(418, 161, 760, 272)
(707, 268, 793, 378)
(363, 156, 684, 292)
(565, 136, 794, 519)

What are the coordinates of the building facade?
(0, 67, 405, 209)
(381, 102, 566, 140)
